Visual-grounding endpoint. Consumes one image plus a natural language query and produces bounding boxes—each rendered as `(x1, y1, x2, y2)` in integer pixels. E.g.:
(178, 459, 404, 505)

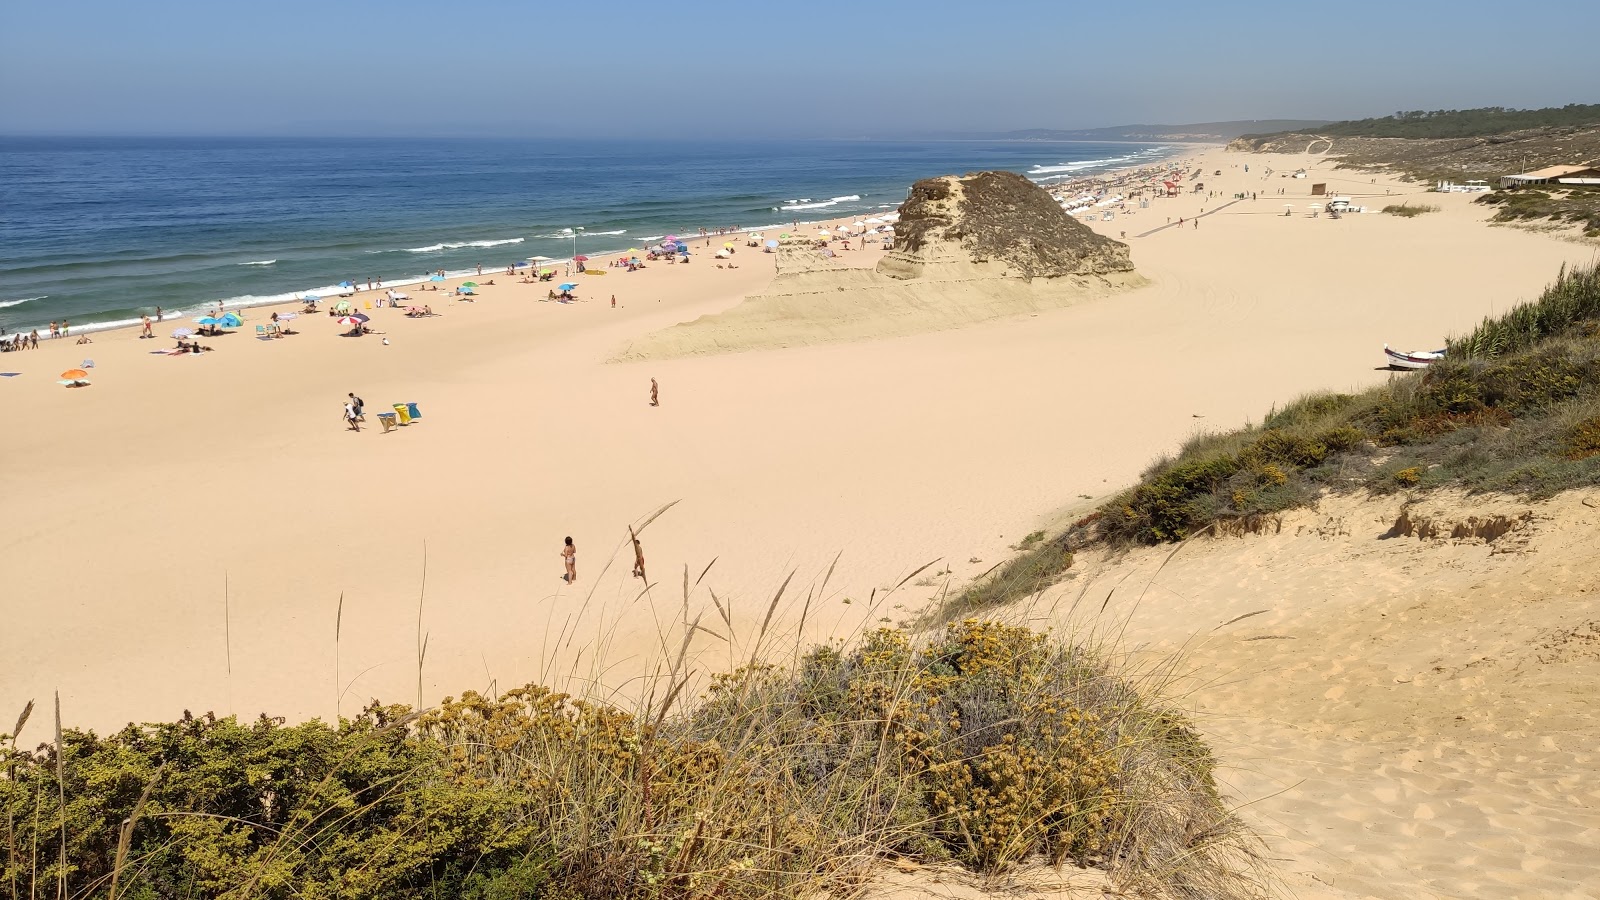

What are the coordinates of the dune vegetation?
(1380, 203, 1439, 217)
(0, 616, 1266, 900)
(946, 261, 1600, 613)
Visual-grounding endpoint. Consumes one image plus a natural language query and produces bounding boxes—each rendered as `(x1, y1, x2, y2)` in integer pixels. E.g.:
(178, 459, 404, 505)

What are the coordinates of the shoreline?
(0, 145, 1191, 339)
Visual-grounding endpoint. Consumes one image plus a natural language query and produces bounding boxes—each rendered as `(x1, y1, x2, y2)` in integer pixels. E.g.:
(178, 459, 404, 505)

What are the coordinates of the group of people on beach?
(1, 331, 39, 351)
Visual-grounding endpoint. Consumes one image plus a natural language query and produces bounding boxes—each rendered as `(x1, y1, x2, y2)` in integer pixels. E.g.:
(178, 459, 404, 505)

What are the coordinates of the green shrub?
(0, 623, 1267, 900)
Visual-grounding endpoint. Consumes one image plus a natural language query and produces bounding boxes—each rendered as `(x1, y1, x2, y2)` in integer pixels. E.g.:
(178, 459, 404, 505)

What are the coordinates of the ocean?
(0, 137, 1178, 334)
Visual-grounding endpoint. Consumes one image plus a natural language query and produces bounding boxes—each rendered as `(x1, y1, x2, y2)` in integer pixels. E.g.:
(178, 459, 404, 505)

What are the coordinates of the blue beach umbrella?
(196, 316, 220, 326)
(219, 313, 242, 328)
(458, 286, 475, 295)
(429, 275, 445, 282)
(339, 280, 354, 288)
(558, 283, 578, 291)
(303, 294, 321, 303)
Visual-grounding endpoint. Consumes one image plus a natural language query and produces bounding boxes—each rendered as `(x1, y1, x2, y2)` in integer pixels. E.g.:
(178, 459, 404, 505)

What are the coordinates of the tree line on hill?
(1247, 104, 1600, 141)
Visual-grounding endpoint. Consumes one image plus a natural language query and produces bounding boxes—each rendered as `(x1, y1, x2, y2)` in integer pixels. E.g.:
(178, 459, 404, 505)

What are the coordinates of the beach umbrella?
(573, 255, 589, 262)
(219, 313, 242, 327)
(196, 316, 220, 326)
(663, 235, 678, 243)
(765, 239, 778, 248)
(171, 327, 194, 338)
(539, 269, 553, 276)
(627, 248, 641, 254)
(558, 283, 578, 291)
(461, 281, 478, 288)
(336, 316, 363, 326)
(458, 286, 475, 294)
(429, 275, 445, 282)
(303, 294, 321, 302)
(339, 280, 354, 288)
(351, 312, 371, 323)
(276, 313, 298, 321)
(61, 368, 89, 380)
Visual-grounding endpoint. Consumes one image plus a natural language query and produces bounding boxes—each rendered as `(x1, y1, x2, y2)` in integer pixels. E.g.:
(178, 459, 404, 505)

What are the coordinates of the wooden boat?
(1384, 344, 1446, 370)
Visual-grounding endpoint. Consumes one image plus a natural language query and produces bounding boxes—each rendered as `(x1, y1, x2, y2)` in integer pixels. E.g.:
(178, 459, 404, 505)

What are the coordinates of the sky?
(1, 0, 1595, 139)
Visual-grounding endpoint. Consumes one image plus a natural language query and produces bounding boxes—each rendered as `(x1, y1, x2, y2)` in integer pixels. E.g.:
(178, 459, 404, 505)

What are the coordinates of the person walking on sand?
(561, 536, 577, 583)
(141, 315, 153, 338)
(343, 399, 361, 432)
(610, 294, 616, 309)
(348, 392, 365, 422)
(649, 377, 659, 407)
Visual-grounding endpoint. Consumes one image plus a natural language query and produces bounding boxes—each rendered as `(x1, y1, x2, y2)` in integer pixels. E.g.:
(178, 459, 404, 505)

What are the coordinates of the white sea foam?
(0, 296, 44, 309)
(1028, 147, 1177, 180)
(585, 229, 627, 236)
(778, 195, 862, 211)
(404, 237, 525, 253)
(239, 259, 278, 266)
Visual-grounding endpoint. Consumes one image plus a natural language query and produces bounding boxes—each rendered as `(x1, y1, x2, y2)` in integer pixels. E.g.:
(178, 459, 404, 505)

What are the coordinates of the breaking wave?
(0, 296, 43, 309)
(777, 195, 861, 211)
(239, 259, 278, 266)
(404, 237, 525, 253)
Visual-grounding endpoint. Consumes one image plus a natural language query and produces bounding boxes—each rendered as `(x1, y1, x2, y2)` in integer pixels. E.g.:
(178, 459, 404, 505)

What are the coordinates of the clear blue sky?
(2, 0, 1594, 138)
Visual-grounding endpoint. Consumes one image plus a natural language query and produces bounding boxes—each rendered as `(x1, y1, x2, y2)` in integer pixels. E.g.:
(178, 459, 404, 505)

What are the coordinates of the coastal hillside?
(942, 261, 1600, 615)
(613, 171, 1140, 360)
(1227, 104, 1600, 185)
(1242, 104, 1600, 140)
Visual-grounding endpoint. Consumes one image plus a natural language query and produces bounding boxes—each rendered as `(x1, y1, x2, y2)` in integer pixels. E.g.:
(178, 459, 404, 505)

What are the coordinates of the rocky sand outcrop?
(879, 170, 1135, 281)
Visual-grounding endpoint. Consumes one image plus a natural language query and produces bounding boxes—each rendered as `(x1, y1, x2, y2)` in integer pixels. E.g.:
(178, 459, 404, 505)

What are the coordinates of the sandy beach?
(4, 143, 1597, 896)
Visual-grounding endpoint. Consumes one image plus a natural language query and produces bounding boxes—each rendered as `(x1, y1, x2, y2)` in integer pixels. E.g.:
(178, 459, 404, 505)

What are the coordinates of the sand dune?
(614, 244, 1141, 360)
(964, 490, 1600, 899)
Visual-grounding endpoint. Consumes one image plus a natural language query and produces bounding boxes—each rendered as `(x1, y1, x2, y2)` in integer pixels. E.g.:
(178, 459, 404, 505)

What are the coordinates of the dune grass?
(1381, 203, 1439, 217)
(1, 569, 1268, 900)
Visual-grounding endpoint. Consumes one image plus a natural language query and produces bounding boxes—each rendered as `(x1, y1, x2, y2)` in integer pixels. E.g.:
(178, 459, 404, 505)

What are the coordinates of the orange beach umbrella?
(61, 368, 89, 380)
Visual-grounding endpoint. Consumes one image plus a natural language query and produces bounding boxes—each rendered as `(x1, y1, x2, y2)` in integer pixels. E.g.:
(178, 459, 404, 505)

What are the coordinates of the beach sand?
(3, 145, 1597, 896)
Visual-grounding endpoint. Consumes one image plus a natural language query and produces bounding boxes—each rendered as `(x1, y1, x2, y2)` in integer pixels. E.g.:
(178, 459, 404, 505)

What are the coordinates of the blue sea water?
(0, 137, 1178, 334)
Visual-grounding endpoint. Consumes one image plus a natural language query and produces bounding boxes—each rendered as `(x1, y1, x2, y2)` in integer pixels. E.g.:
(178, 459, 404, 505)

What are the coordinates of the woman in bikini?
(561, 536, 577, 583)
